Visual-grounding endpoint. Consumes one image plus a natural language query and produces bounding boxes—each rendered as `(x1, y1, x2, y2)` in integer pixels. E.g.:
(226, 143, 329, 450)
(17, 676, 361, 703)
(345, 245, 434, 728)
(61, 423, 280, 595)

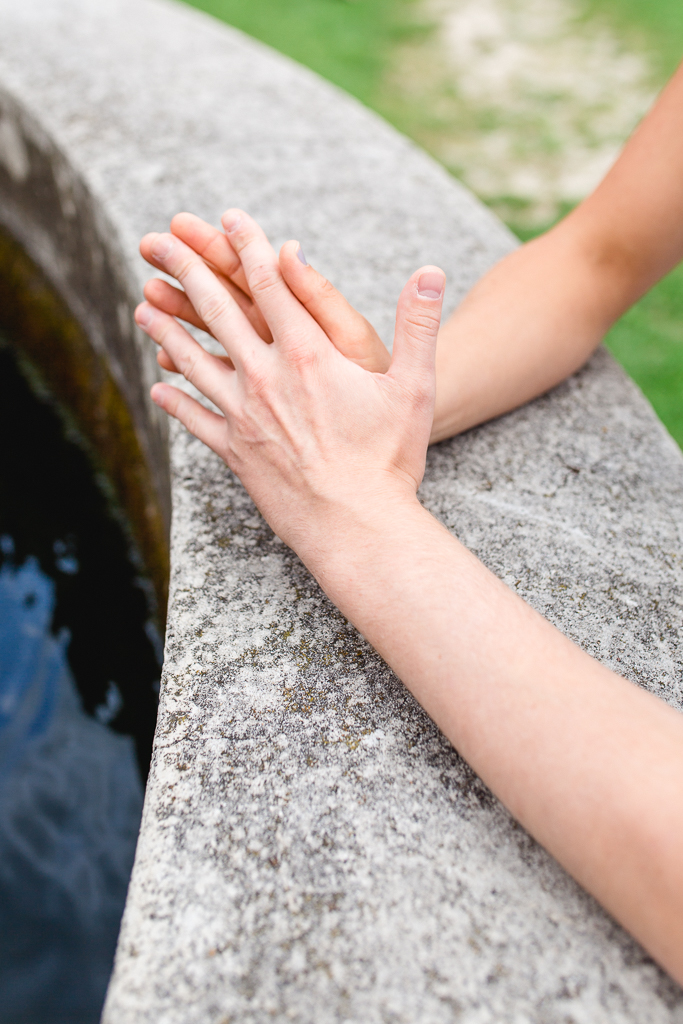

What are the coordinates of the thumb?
(389, 267, 445, 385)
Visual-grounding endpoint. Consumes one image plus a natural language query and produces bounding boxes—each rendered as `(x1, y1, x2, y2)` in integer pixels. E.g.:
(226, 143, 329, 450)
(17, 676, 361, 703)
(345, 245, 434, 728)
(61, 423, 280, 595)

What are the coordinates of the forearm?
(432, 223, 622, 440)
(433, 60, 683, 442)
(305, 497, 683, 981)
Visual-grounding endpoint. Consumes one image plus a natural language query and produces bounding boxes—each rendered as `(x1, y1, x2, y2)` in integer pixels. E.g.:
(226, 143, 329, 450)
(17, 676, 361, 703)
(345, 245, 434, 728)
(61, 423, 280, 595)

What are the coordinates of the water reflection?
(0, 557, 143, 1022)
(0, 341, 161, 1023)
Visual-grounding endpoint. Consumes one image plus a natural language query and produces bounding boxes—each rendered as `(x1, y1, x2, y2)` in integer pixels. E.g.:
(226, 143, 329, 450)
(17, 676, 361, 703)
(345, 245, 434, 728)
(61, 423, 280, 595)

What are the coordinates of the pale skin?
(136, 61, 683, 983)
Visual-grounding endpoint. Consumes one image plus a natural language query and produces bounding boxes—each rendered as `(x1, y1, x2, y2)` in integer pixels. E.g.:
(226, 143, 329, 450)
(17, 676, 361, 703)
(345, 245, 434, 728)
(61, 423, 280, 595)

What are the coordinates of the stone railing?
(2, 0, 682, 1020)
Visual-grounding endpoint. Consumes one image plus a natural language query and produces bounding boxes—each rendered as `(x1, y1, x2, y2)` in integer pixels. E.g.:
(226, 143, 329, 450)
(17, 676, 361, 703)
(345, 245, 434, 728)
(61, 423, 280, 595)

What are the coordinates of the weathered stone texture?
(1, 1, 682, 1021)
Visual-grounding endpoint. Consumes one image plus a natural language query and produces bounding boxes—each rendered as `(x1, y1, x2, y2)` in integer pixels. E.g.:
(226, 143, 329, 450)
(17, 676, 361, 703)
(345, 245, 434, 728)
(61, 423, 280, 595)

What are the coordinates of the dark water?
(0, 341, 161, 1024)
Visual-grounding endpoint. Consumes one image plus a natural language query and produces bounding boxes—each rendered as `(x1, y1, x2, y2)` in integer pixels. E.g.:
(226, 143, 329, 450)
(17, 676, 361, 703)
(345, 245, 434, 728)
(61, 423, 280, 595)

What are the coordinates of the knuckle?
(403, 309, 441, 335)
(196, 292, 230, 326)
(416, 378, 435, 404)
(186, 408, 199, 435)
(225, 222, 249, 253)
(284, 336, 316, 369)
(154, 317, 174, 347)
(410, 376, 434, 408)
(239, 349, 270, 394)
(395, 362, 433, 400)
(231, 402, 259, 443)
(245, 365, 269, 396)
(171, 253, 198, 285)
(178, 348, 201, 384)
(248, 261, 281, 298)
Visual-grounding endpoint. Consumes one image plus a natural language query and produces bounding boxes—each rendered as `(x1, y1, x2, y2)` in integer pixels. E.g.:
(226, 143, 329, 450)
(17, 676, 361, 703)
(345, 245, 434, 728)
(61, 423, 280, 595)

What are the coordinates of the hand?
(141, 212, 391, 377)
(136, 209, 445, 561)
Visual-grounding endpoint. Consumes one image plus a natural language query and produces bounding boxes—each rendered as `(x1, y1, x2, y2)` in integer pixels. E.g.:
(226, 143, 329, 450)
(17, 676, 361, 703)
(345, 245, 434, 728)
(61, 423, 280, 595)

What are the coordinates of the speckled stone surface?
(1, 1, 683, 1021)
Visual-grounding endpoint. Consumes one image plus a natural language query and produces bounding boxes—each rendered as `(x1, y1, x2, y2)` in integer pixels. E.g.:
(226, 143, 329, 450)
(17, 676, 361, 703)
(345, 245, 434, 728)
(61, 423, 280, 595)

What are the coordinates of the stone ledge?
(1, 0, 682, 1021)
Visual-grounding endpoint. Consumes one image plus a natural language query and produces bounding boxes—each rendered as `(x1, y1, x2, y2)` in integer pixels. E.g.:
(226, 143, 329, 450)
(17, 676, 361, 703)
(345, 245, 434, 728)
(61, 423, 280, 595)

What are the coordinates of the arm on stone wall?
(143, 59, 683, 445)
(136, 211, 683, 988)
(429, 58, 683, 441)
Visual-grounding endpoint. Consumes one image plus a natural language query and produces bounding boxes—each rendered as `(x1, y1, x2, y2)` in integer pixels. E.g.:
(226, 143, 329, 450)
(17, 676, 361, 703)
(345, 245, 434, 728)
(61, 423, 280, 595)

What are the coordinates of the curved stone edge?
(0, 82, 171, 584)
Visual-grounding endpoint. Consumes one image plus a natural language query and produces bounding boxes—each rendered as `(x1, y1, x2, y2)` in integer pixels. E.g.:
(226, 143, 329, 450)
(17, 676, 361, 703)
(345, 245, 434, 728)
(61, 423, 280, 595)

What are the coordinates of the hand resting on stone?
(137, 209, 442, 552)
(142, 210, 390, 378)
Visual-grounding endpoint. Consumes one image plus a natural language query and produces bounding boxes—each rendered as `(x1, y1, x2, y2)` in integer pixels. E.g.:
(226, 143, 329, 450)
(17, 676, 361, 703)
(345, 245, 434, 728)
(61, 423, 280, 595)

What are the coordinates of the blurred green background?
(184, 0, 683, 446)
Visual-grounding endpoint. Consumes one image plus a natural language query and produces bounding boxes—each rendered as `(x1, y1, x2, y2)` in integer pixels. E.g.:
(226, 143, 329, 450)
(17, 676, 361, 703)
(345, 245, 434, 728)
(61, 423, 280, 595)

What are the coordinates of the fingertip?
(280, 240, 308, 270)
(416, 267, 446, 301)
(150, 233, 175, 260)
(150, 382, 167, 406)
(280, 239, 298, 258)
(170, 211, 194, 234)
(135, 302, 153, 328)
(139, 232, 157, 257)
(143, 278, 161, 299)
(222, 208, 245, 234)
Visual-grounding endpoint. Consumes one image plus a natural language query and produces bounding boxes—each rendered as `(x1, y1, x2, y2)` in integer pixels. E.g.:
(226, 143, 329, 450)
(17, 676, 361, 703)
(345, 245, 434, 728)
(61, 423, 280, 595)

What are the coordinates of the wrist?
(294, 489, 438, 617)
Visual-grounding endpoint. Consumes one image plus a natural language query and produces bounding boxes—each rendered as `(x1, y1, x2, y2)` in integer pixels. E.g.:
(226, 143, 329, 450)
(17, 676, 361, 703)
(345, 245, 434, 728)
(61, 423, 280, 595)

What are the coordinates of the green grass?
(182, 0, 683, 448)
(582, 0, 683, 79)
(604, 266, 683, 449)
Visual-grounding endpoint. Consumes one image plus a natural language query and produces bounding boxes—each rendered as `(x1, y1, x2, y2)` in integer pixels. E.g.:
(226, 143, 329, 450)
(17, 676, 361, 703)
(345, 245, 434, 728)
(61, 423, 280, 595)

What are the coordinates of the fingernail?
(296, 244, 308, 266)
(151, 234, 174, 259)
(135, 304, 152, 327)
(222, 212, 242, 233)
(417, 272, 445, 299)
